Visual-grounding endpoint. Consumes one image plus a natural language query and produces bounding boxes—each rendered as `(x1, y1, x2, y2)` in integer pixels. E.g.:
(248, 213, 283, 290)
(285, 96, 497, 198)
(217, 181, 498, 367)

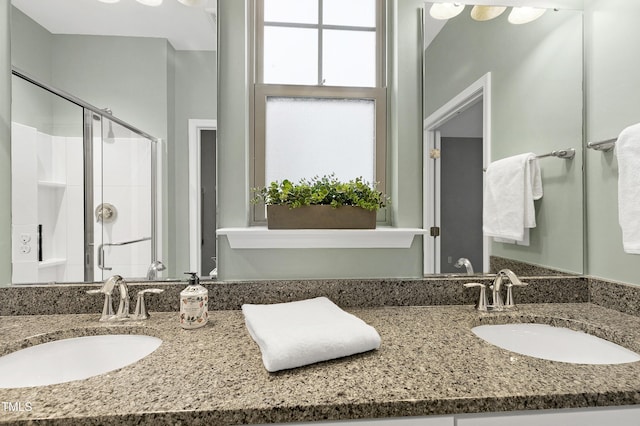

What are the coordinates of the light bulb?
(429, 3, 465, 20)
(470, 6, 507, 21)
(508, 7, 546, 25)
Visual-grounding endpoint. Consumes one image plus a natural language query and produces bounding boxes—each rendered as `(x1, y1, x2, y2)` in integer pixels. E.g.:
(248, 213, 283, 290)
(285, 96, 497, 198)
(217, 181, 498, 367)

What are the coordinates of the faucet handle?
(505, 281, 528, 309)
(86, 289, 115, 321)
(463, 282, 488, 312)
(133, 289, 164, 320)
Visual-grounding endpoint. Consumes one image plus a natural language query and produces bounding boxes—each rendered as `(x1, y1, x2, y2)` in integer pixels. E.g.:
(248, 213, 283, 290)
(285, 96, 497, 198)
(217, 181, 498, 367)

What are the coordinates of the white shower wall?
(11, 122, 83, 283)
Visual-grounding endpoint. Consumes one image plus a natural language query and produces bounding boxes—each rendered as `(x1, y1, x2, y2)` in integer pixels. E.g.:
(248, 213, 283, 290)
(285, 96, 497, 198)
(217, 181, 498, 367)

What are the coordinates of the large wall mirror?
(6, 0, 584, 285)
(9, 0, 217, 284)
(423, 1, 584, 276)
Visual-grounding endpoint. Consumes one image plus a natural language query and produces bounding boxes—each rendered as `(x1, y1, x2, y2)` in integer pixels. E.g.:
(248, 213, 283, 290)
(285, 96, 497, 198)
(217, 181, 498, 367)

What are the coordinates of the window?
(252, 0, 387, 223)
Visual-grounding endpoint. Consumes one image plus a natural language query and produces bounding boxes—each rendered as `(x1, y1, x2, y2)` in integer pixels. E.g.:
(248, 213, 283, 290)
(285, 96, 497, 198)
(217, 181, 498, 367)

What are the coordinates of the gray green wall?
(216, 0, 424, 280)
(10, 7, 53, 133)
(172, 51, 217, 277)
(51, 35, 170, 141)
(584, 0, 640, 284)
(425, 8, 584, 274)
(0, 1, 11, 287)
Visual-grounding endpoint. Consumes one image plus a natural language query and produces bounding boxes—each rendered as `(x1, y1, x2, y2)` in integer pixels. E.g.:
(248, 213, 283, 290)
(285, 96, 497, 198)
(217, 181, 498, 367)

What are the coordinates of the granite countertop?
(2, 303, 640, 425)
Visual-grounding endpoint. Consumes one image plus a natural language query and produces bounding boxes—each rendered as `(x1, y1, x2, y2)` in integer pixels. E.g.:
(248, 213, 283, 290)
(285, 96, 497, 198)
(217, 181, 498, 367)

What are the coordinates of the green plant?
(252, 174, 388, 211)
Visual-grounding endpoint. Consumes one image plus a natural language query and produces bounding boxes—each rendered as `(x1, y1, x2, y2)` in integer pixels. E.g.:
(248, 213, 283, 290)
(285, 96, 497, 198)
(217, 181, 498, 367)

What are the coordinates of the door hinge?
(430, 226, 440, 237)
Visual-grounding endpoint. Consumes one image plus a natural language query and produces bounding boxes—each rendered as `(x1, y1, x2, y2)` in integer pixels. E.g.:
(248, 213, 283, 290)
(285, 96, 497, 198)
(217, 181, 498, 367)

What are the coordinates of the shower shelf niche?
(39, 258, 67, 269)
(38, 180, 66, 189)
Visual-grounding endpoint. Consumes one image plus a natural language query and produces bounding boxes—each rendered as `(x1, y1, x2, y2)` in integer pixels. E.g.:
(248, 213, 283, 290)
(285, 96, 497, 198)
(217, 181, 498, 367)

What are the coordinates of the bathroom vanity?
(2, 299, 640, 425)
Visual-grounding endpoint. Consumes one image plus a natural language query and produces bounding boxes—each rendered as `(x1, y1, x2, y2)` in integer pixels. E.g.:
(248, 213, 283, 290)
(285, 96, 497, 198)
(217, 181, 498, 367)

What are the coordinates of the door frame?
(423, 73, 491, 275)
(188, 119, 217, 275)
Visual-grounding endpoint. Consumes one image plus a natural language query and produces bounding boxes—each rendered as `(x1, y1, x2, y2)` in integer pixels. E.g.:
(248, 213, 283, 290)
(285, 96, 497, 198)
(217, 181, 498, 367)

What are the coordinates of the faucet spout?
(454, 258, 474, 275)
(491, 274, 504, 309)
(146, 260, 167, 280)
(115, 277, 129, 319)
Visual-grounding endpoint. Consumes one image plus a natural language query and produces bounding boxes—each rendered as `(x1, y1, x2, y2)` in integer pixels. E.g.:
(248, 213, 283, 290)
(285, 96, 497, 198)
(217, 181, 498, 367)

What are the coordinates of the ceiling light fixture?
(98, 0, 121, 3)
(135, 0, 164, 6)
(508, 7, 546, 25)
(470, 5, 507, 21)
(429, 3, 465, 20)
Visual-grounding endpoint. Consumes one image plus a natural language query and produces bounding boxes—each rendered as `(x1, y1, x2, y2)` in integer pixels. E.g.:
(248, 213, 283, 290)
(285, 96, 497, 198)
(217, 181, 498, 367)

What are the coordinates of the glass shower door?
(93, 115, 154, 281)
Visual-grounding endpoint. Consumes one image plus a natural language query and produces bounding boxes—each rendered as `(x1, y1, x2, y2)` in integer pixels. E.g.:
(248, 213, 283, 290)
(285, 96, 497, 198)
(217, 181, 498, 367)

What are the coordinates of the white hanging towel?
(616, 123, 640, 254)
(483, 153, 543, 242)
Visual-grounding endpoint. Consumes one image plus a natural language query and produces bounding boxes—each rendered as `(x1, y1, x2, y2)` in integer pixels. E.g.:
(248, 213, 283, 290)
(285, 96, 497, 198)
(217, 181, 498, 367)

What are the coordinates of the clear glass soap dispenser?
(180, 272, 208, 329)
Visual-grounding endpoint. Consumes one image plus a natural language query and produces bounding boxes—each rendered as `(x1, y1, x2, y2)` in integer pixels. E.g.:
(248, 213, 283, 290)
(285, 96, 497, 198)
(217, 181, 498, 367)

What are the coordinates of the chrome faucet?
(87, 275, 164, 321)
(146, 260, 166, 280)
(464, 269, 528, 312)
(454, 257, 474, 275)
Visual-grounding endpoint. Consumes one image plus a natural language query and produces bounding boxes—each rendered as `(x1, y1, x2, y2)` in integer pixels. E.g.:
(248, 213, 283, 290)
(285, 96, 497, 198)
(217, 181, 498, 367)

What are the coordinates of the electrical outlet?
(20, 233, 31, 244)
(20, 244, 31, 254)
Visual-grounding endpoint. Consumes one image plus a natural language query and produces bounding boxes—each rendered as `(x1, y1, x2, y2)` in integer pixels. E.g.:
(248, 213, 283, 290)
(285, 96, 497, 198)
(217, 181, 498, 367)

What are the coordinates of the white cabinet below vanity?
(267, 406, 640, 426)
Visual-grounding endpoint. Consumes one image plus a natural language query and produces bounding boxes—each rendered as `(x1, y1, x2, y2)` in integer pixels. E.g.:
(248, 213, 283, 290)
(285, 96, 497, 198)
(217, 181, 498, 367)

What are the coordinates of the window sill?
(216, 227, 426, 249)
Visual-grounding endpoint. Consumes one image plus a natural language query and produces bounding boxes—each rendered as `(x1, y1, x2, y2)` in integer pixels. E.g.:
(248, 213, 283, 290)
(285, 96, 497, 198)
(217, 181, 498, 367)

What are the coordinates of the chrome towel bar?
(587, 138, 617, 152)
(534, 148, 576, 159)
(482, 148, 575, 172)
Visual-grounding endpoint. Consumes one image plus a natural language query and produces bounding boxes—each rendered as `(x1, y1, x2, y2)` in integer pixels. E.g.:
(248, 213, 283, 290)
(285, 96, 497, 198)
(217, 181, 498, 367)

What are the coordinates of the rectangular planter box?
(267, 205, 376, 229)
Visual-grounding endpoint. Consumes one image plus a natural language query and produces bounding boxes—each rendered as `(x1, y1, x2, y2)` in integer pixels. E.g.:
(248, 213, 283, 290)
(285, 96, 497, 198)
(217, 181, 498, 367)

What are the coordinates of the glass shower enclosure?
(11, 68, 160, 284)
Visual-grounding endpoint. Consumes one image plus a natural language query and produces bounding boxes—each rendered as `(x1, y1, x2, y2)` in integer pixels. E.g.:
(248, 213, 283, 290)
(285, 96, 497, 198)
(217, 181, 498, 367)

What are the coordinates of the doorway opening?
(188, 119, 217, 277)
(423, 73, 491, 275)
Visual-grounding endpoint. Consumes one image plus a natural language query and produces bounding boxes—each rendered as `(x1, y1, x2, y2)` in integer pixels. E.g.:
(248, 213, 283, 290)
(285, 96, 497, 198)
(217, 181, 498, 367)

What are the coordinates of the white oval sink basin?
(472, 323, 640, 365)
(0, 334, 162, 388)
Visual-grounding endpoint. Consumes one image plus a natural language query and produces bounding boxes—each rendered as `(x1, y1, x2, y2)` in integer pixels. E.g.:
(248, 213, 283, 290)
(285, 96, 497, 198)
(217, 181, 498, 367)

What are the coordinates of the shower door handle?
(97, 237, 150, 271)
(97, 244, 112, 271)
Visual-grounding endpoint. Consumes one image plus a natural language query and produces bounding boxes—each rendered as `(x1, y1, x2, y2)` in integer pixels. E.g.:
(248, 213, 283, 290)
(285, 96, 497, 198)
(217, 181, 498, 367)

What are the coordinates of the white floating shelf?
(217, 227, 427, 249)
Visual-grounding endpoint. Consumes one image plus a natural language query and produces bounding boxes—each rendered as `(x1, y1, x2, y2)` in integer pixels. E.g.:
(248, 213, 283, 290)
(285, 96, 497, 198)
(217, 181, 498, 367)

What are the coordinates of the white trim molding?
(188, 119, 217, 274)
(423, 72, 491, 275)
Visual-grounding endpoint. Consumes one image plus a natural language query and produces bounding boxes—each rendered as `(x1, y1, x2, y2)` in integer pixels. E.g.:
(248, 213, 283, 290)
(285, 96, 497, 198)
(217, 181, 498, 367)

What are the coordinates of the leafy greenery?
(252, 174, 388, 211)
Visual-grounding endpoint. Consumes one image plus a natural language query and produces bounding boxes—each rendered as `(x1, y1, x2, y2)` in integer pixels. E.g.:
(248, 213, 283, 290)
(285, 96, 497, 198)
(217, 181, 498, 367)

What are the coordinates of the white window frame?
(250, 0, 387, 224)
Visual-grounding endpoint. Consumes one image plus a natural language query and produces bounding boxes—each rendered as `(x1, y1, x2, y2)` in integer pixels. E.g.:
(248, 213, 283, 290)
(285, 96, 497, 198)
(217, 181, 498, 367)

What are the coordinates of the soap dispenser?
(180, 272, 208, 329)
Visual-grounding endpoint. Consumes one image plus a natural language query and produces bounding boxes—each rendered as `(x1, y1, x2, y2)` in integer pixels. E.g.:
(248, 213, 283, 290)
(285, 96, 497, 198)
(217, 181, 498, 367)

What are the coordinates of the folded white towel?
(483, 153, 543, 242)
(242, 297, 381, 372)
(616, 123, 640, 254)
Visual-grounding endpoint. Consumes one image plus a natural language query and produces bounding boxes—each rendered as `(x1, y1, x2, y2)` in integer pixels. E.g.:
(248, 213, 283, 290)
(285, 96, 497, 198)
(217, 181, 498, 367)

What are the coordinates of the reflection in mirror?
(11, 71, 158, 284)
(9, 0, 217, 284)
(11, 75, 85, 283)
(423, 2, 584, 276)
